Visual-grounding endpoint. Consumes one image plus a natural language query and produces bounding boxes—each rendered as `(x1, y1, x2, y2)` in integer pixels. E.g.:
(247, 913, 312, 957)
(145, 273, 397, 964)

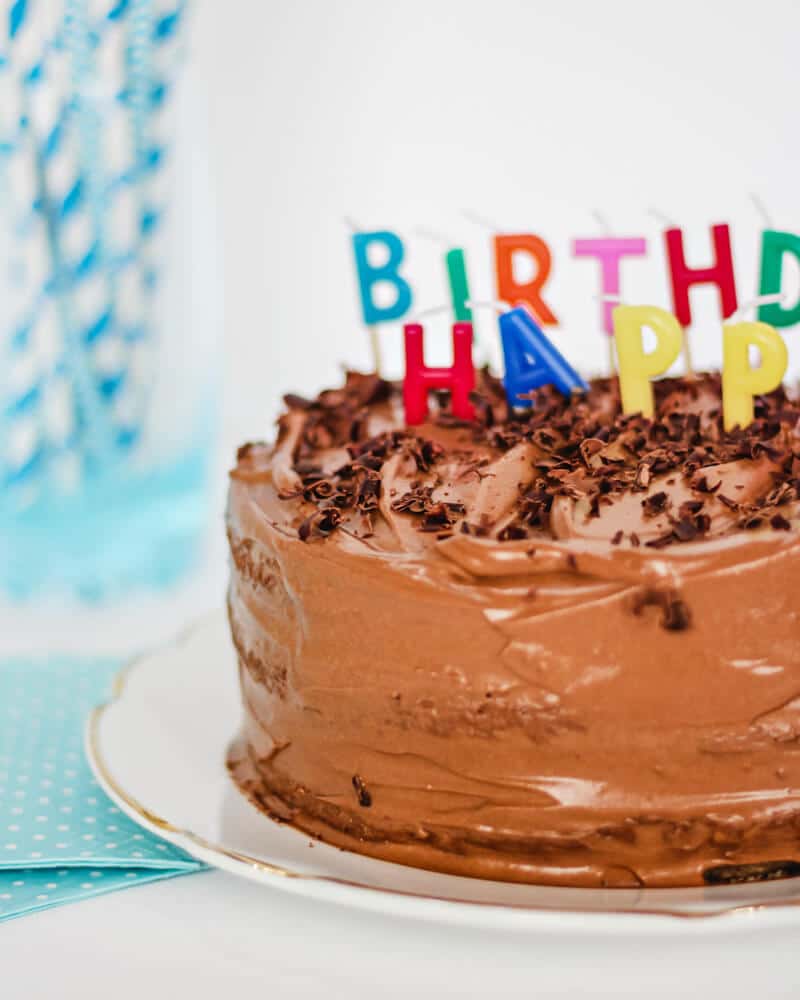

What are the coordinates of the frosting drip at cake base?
(226, 371, 800, 887)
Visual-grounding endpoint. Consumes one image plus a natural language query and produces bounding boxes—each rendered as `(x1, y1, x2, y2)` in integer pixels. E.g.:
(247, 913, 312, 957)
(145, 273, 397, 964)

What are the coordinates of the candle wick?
(464, 299, 512, 314)
(749, 192, 774, 230)
(414, 226, 451, 247)
(408, 303, 453, 321)
(591, 210, 612, 235)
(462, 209, 504, 232)
(730, 293, 787, 323)
(647, 207, 677, 229)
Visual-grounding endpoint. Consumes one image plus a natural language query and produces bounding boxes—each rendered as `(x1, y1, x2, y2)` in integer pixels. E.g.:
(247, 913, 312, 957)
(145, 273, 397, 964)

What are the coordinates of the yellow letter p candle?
(722, 322, 788, 430)
(612, 305, 683, 418)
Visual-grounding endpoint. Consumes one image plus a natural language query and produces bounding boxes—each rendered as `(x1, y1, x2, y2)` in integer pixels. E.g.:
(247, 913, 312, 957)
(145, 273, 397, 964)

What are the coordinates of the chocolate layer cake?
(226, 369, 800, 888)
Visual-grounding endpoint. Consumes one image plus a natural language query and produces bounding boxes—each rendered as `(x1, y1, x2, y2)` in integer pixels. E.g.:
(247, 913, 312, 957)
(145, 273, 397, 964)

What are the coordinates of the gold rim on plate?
(85, 618, 800, 923)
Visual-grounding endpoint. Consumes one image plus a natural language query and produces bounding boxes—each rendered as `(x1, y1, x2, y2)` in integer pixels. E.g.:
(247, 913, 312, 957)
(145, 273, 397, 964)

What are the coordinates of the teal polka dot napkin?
(0, 656, 205, 922)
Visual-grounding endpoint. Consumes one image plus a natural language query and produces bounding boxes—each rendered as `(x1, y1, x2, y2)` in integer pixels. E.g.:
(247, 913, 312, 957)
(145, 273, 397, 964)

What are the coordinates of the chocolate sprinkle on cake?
(352, 774, 372, 808)
(277, 370, 799, 546)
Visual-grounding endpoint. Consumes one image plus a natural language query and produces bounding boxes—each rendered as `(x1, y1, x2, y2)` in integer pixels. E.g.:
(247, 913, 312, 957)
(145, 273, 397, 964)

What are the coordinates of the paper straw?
(0, 0, 188, 507)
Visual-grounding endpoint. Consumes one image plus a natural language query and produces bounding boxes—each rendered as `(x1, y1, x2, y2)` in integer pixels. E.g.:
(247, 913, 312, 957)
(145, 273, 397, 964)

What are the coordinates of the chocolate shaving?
(261, 369, 800, 552)
(391, 487, 433, 515)
(297, 507, 342, 542)
(641, 491, 670, 518)
(352, 774, 372, 808)
(460, 520, 490, 537)
(662, 598, 692, 630)
(645, 531, 675, 550)
(633, 588, 692, 631)
(411, 438, 445, 472)
(283, 393, 314, 410)
(678, 500, 704, 518)
(355, 473, 381, 511)
(704, 860, 800, 885)
(672, 518, 698, 542)
(693, 474, 722, 494)
(303, 479, 336, 501)
(391, 486, 464, 534)
(497, 523, 529, 541)
(236, 441, 267, 461)
(419, 503, 455, 533)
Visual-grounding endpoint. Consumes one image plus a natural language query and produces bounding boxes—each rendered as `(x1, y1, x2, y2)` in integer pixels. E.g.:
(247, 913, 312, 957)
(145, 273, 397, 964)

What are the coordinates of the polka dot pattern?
(0, 657, 204, 923)
(0, 865, 188, 920)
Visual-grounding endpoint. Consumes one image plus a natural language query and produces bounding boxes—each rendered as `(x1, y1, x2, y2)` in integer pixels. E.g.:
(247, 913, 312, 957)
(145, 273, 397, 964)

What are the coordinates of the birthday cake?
(226, 368, 800, 888)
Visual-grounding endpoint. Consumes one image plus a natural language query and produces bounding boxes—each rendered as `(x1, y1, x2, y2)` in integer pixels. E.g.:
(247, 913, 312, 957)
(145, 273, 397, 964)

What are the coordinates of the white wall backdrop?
(190, 0, 800, 456)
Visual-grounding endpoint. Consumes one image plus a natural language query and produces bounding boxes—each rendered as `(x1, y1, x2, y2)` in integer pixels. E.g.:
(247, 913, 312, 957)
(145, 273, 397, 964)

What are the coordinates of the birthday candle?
(664, 224, 738, 327)
(722, 322, 788, 430)
(403, 321, 475, 425)
(351, 230, 413, 324)
(498, 307, 587, 408)
(445, 248, 472, 323)
(494, 234, 558, 325)
(572, 237, 647, 336)
(758, 230, 800, 328)
(351, 230, 413, 372)
(612, 305, 683, 418)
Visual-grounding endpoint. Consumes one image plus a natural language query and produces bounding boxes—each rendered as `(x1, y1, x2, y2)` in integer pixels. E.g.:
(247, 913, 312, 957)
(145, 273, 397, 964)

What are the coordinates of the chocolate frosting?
(226, 370, 800, 887)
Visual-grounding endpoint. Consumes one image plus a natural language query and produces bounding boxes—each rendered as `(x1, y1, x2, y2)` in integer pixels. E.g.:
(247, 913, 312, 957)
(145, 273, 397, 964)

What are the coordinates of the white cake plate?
(86, 611, 800, 932)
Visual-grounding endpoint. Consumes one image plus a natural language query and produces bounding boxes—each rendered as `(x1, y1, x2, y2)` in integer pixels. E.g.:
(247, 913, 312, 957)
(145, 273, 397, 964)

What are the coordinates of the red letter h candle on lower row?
(403, 322, 475, 425)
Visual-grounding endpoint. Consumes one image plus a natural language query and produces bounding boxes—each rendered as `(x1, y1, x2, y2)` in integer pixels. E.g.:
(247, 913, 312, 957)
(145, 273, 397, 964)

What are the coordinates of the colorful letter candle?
(445, 248, 472, 323)
(612, 305, 683, 418)
(572, 237, 647, 335)
(722, 321, 788, 430)
(351, 230, 413, 325)
(664, 224, 738, 326)
(758, 230, 800, 328)
(494, 234, 558, 325)
(403, 321, 475, 425)
(499, 307, 588, 408)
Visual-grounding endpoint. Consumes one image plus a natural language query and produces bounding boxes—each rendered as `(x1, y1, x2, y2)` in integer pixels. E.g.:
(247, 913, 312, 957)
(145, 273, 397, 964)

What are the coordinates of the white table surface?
(2, 867, 800, 1000)
(2, 567, 799, 999)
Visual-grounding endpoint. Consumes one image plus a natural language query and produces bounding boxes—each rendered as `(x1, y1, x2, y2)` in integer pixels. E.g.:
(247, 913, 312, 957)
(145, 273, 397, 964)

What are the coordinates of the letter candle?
(722, 321, 788, 431)
(573, 235, 647, 374)
(494, 234, 558, 326)
(721, 294, 789, 431)
(758, 230, 800, 329)
(498, 306, 588, 408)
(612, 305, 683, 418)
(402, 321, 475, 425)
(445, 248, 472, 323)
(351, 228, 413, 374)
(415, 227, 473, 324)
(664, 222, 738, 373)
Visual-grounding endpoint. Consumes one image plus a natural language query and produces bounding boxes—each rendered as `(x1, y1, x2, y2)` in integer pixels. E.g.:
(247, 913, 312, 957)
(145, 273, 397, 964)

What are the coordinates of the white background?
(192, 0, 800, 462)
(4, 2, 800, 996)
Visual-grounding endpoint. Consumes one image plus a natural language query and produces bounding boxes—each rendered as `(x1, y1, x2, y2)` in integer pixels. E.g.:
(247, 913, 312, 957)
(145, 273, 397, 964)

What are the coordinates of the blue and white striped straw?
(0, 0, 187, 509)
